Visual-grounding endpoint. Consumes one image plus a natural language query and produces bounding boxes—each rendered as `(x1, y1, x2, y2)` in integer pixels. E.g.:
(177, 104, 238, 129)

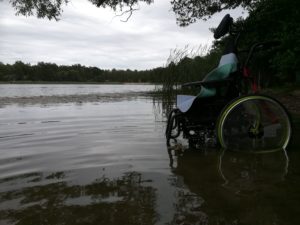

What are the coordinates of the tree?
(171, 0, 259, 26)
(5, 0, 255, 25)
(5, 0, 153, 21)
(234, 0, 300, 84)
(7, 0, 69, 20)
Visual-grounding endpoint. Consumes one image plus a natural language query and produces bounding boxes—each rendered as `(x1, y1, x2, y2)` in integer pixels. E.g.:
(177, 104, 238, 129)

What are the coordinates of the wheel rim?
(217, 95, 291, 151)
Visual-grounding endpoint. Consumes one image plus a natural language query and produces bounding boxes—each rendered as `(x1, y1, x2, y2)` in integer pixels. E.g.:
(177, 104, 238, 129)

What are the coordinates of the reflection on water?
(0, 171, 158, 225)
(219, 149, 289, 193)
(0, 86, 299, 225)
(168, 148, 299, 225)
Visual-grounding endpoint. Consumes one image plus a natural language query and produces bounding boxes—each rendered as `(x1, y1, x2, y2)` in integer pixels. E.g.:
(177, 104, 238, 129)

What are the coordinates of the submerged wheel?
(166, 109, 181, 146)
(217, 95, 291, 151)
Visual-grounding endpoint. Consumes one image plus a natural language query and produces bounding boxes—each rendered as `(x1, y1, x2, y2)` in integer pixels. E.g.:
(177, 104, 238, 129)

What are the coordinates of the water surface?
(0, 84, 299, 225)
(0, 84, 155, 97)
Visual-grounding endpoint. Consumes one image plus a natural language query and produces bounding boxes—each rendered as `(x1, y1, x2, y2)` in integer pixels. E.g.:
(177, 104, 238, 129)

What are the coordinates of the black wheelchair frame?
(165, 14, 291, 150)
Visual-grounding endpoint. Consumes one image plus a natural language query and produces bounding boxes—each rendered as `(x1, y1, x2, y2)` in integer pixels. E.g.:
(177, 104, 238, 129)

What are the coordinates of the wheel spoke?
(217, 95, 291, 151)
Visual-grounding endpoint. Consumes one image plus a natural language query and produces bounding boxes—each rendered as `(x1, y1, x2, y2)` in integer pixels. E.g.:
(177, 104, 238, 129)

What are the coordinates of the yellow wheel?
(217, 95, 291, 152)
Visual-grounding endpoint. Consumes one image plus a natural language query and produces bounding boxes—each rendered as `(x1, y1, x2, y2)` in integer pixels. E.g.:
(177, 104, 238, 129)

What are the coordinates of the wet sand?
(271, 90, 300, 115)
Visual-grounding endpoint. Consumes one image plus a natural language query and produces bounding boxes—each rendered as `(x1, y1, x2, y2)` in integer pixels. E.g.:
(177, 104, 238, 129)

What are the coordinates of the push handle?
(214, 14, 233, 39)
(244, 41, 281, 66)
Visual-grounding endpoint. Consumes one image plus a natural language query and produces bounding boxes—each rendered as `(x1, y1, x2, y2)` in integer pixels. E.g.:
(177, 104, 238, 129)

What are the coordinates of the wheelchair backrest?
(218, 53, 238, 67)
(202, 52, 238, 82)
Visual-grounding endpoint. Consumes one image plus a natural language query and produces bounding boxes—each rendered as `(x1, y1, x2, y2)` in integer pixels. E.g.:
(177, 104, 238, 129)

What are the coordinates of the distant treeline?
(0, 61, 162, 83)
(0, 52, 220, 84)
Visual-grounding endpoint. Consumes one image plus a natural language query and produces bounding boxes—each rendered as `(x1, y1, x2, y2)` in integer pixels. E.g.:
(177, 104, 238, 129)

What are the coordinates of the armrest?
(182, 78, 233, 88)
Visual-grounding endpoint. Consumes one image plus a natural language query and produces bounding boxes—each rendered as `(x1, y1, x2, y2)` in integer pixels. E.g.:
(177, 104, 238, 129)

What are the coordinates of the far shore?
(0, 81, 157, 85)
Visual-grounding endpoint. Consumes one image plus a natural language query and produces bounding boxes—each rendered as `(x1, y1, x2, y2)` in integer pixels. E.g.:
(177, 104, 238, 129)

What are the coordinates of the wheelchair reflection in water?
(167, 148, 290, 225)
(165, 14, 291, 151)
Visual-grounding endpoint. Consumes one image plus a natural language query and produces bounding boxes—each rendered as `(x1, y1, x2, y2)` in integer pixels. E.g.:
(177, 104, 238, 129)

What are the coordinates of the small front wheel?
(216, 95, 291, 151)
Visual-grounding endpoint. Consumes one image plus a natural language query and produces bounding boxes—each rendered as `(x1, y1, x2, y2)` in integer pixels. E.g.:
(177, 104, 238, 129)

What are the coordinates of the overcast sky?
(0, 0, 245, 70)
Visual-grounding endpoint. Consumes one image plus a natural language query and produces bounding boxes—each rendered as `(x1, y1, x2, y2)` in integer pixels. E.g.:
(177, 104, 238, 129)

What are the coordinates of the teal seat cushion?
(177, 53, 238, 113)
(197, 63, 237, 98)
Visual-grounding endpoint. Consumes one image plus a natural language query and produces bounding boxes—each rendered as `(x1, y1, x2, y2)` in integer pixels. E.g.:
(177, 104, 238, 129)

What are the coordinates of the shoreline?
(0, 88, 299, 116)
(0, 81, 157, 85)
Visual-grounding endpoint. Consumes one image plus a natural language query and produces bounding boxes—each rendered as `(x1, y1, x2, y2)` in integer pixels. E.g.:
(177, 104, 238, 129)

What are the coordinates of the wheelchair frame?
(165, 14, 291, 150)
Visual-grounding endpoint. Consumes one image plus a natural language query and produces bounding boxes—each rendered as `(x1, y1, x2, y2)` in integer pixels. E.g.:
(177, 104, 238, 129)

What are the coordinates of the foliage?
(5, 0, 153, 20)
(161, 45, 221, 90)
(160, 0, 300, 88)
(228, 0, 300, 85)
(0, 52, 220, 84)
(5, 0, 253, 24)
(0, 61, 161, 83)
(7, 0, 69, 20)
(171, 0, 258, 26)
(89, 0, 153, 10)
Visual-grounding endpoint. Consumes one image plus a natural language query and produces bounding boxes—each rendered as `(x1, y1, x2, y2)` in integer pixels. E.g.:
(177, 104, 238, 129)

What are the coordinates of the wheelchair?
(165, 14, 291, 151)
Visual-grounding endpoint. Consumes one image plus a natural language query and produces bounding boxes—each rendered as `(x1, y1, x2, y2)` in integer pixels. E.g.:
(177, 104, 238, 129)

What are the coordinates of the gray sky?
(0, 0, 244, 70)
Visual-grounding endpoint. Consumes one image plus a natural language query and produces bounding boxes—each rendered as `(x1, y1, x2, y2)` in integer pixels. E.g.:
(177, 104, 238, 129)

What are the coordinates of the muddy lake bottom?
(0, 84, 299, 225)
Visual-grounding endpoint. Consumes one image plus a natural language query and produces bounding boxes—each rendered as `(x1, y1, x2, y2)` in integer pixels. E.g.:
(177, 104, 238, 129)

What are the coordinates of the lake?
(0, 84, 299, 225)
(0, 84, 155, 97)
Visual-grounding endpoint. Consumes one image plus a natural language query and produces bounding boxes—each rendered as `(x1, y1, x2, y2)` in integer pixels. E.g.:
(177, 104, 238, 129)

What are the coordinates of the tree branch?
(113, 2, 140, 22)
